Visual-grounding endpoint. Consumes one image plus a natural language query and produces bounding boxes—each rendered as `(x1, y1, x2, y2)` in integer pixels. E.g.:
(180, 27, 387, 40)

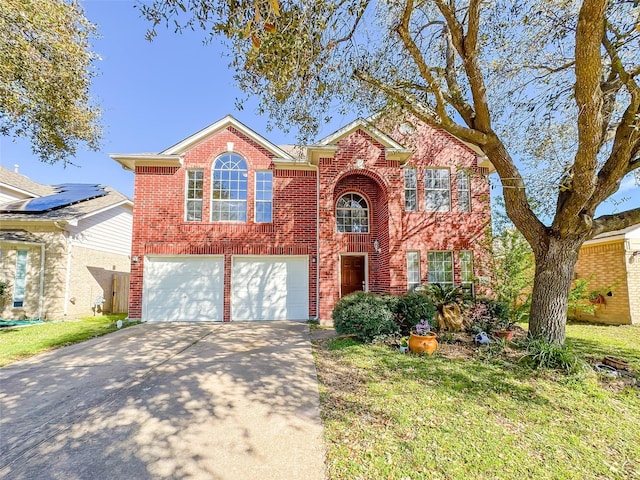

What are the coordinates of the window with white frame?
(211, 153, 248, 222)
(427, 251, 454, 287)
(336, 193, 369, 233)
(425, 168, 451, 212)
(457, 170, 471, 212)
(255, 171, 273, 223)
(460, 250, 474, 296)
(407, 251, 421, 291)
(13, 250, 27, 308)
(404, 168, 417, 211)
(185, 169, 204, 221)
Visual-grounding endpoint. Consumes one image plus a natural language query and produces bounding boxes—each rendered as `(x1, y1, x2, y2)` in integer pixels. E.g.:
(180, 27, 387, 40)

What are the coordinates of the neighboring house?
(0, 166, 133, 320)
(573, 224, 640, 325)
(111, 115, 493, 323)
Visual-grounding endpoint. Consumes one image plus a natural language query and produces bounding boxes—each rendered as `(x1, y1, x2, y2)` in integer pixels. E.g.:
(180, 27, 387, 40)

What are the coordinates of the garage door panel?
(232, 256, 308, 321)
(143, 256, 224, 322)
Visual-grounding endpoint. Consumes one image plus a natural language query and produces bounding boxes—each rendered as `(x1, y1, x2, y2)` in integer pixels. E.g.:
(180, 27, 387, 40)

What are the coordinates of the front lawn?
(0, 314, 130, 367)
(314, 324, 640, 479)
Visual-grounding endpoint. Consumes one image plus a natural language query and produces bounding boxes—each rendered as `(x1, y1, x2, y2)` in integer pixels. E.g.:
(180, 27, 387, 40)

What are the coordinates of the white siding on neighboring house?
(68, 204, 133, 256)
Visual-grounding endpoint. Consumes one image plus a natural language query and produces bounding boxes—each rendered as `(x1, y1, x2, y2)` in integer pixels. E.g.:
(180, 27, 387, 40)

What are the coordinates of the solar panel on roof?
(0, 184, 108, 213)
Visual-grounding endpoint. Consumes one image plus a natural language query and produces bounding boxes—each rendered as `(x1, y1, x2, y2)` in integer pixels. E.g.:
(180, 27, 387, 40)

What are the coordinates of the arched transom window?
(211, 153, 248, 222)
(336, 193, 369, 233)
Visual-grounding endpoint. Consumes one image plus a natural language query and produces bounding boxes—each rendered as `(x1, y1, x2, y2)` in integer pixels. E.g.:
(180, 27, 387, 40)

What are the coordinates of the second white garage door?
(231, 256, 309, 321)
(143, 256, 224, 322)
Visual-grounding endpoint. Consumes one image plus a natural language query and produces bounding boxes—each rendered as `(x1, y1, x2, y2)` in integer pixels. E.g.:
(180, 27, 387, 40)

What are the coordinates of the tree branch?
(591, 207, 640, 238)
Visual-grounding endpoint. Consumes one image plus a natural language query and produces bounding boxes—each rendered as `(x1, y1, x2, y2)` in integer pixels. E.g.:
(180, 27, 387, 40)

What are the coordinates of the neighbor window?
(336, 193, 369, 233)
(404, 168, 417, 211)
(211, 153, 248, 222)
(460, 250, 474, 296)
(255, 171, 273, 223)
(13, 250, 27, 308)
(457, 170, 471, 212)
(185, 169, 204, 221)
(407, 251, 421, 291)
(427, 251, 454, 287)
(425, 168, 451, 212)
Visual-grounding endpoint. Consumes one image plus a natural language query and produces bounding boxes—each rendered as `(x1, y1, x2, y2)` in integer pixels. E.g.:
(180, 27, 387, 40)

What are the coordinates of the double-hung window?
(460, 250, 474, 296)
(185, 169, 204, 221)
(425, 168, 451, 212)
(211, 153, 248, 222)
(255, 171, 273, 223)
(13, 250, 27, 308)
(427, 251, 454, 287)
(457, 170, 471, 212)
(404, 168, 417, 211)
(407, 251, 421, 291)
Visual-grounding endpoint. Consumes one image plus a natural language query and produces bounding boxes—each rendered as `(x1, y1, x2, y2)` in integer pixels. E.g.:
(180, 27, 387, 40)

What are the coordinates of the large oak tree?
(0, 0, 100, 163)
(143, 0, 640, 343)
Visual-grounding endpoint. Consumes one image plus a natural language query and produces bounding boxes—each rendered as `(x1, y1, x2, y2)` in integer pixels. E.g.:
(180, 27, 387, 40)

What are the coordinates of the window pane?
(425, 169, 451, 212)
(255, 171, 273, 223)
(427, 251, 453, 287)
(336, 193, 369, 233)
(407, 251, 421, 291)
(13, 250, 27, 307)
(404, 169, 417, 211)
(212, 154, 247, 222)
(457, 170, 471, 212)
(186, 170, 203, 221)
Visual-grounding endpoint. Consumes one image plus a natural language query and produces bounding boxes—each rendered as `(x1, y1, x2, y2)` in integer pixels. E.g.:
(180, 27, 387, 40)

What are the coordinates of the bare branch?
(591, 207, 640, 238)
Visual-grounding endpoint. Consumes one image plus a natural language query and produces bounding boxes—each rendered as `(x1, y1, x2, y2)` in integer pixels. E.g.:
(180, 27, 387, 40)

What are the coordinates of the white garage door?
(231, 256, 309, 321)
(143, 256, 224, 322)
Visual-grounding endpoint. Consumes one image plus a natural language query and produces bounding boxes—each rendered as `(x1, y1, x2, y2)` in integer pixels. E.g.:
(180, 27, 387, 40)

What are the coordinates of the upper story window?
(425, 168, 451, 212)
(185, 169, 204, 221)
(211, 153, 248, 222)
(255, 171, 273, 223)
(457, 170, 471, 212)
(404, 168, 417, 211)
(336, 193, 369, 233)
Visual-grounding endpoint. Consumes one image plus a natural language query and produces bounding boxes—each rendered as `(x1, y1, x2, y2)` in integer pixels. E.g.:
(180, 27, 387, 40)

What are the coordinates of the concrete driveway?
(0, 322, 325, 480)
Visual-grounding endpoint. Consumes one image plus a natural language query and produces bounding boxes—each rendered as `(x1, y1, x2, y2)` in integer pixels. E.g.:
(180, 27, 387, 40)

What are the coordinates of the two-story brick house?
(111, 115, 493, 323)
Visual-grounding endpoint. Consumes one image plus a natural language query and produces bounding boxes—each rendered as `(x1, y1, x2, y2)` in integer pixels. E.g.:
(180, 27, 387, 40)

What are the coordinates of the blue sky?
(0, 0, 637, 217)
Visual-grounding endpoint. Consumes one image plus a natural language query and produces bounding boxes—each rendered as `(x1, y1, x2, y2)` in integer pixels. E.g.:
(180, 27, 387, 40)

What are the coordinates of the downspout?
(38, 244, 45, 320)
(314, 163, 320, 322)
(63, 233, 72, 316)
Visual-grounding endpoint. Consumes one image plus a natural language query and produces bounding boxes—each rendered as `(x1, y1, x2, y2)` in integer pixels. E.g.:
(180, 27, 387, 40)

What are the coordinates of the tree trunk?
(528, 237, 582, 344)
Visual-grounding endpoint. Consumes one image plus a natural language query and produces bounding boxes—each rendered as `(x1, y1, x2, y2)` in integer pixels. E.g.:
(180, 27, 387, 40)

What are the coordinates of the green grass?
(314, 324, 640, 480)
(0, 314, 131, 367)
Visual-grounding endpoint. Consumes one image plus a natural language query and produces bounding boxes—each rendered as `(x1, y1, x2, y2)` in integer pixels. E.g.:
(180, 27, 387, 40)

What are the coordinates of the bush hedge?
(332, 291, 398, 342)
(394, 291, 436, 335)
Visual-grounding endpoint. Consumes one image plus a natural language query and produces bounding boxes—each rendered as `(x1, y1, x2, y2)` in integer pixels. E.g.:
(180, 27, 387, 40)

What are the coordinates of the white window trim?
(427, 250, 454, 287)
(211, 153, 248, 223)
(457, 169, 471, 213)
(407, 250, 421, 291)
(460, 250, 475, 296)
(254, 170, 273, 223)
(13, 249, 28, 308)
(185, 169, 204, 222)
(336, 192, 370, 234)
(425, 168, 451, 212)
(404, 168, 418, 212)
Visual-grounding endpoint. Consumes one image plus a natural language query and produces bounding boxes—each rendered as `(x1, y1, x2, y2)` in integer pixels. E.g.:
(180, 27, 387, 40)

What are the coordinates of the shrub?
(519, 338, 590, 374)
(393, 291, 436, 335)
(332, 292, 398, 342)
(466, 297, 510, 334)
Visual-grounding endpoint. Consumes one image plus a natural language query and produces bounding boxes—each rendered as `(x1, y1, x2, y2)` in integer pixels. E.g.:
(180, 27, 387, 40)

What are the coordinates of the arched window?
(336, 193, 369, 233)
(211, 153, 248, 222)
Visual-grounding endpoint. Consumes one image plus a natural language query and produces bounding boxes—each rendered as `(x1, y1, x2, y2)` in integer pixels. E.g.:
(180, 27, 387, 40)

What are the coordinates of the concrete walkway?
(0, 322, 325, 480)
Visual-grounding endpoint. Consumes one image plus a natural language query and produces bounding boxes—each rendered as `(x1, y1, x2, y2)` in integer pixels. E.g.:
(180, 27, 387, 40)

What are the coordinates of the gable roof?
(111, 115, 299, 171)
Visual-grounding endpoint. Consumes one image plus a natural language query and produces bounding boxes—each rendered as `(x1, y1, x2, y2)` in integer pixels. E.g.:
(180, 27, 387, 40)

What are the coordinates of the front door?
(341, 255, 365, 297)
